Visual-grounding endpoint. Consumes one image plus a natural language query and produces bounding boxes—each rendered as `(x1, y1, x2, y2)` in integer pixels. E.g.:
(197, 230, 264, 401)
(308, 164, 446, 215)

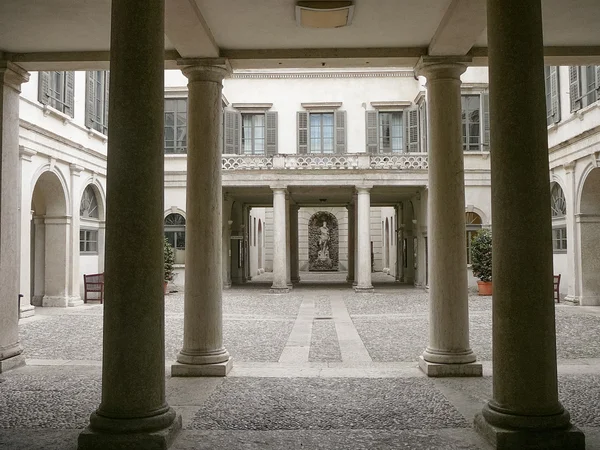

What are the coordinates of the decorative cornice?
(370, 101, 412, 110)
(19, 145, 37, 161)
(301, 101, 342, 111)
(231, 70, 415, 80)
(231, 102, 273, 111)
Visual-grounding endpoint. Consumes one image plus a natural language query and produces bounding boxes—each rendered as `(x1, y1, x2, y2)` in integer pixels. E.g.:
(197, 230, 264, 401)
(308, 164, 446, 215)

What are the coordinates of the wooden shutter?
(65, 71, 75, 118)
(482, 92, 490, 148)
(365, 110, 378, 154)
(297, 111, 308, 154)
(549, 66, 560, 124)
(419, 102, 428, 153)
(104, 71, 110, 132)
(335, 110, 346, 154)
(38, 71, 50, 105)
(569, 66, 581, 112)
(406, 107, 419, 153)
(85, 72, 95, 128)
(224, 110, 241, 154)
(265, 111, 278, 156)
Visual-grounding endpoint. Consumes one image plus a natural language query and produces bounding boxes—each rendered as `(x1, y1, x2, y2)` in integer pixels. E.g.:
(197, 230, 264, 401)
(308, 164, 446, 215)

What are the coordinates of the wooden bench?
(553, 274, 561, 303)
(83, 273, 104, 304)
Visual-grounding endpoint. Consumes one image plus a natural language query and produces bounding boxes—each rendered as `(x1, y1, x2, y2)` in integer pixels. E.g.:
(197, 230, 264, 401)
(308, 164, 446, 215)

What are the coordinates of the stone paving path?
(2, 271, 600, 449)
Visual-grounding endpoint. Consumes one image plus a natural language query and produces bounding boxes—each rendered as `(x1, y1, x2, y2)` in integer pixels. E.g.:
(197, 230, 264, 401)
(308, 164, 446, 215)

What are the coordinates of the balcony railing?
(222, 153, 428, 171)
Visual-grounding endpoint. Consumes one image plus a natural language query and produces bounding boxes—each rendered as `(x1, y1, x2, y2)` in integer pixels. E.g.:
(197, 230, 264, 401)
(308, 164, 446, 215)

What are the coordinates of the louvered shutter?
(419, 102, 428, 153)
(85, 72, 95, 128)
(569, 66, 581, 112)
(482, 92, 490, 149)
(366, 110, 378, 154)
(335, 110, 346, 154)
(104, 71, 110, 133)
(224, 110, 241, 154)
(549, 66, 560, 124)
(65, 71, 75, 118)
(297, 111, 308, 154)
(265, 111, 278, 156)
(38, 71, 50, 105)
(406, 108, 419, 153)
(596, 65, 600, 99)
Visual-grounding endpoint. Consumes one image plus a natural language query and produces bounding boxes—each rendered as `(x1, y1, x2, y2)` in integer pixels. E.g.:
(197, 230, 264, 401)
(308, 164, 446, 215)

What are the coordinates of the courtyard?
(1, 272, 600, 449)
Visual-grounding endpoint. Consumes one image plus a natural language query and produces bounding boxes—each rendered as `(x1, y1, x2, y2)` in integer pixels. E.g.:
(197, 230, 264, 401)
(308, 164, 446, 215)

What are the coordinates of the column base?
(354, 285, 374, 293)
(223, 283, 232, 290)
(418, 356, 482, 377)
(42, 295, 69, 307)
(171, 357, 233, 377)
(19, 304, 35, 318)
(346, 276, 354, 283)
(270, 286, 290, 294)
(474, 413, 584, 450)
(563, 295, 579, 305)
(0, 353, 25, 373)
(78, 411, 182, 450)
(292, 277, 301, 284)
(69, 296, 84, 307)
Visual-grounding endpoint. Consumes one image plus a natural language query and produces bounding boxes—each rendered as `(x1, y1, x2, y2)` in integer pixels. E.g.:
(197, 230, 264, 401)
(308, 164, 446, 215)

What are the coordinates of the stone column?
(69, 164, 83, 306)
(474, 1, 583, 447)
(42, 216, 71, 307)
(78, 0, 181, 447)
(563, 162, 580, 303)
(19, 148, 37, 318)
(394, 204, 402, 282)
(271, 187, 289, 293)
(242, 204, 250, 282)
(285, 196, 292, 287)
(222, 195, 233, 289)
(346, 202, 355, 283)
(415, 57, 481, 377)
(290, 204, 300, 284)
(171, 62, 232, 377)
(355, 186, 373, 292)
(0, 61, 29, 373)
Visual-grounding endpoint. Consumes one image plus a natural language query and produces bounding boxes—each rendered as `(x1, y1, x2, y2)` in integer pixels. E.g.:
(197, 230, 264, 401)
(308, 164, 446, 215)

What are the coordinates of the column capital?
(270, 186, 288, 194)
(414, 56, 471, 80)
(0, 61, 29, 92)
(355, 185, 372, 194)
(179, 58, 230, 83)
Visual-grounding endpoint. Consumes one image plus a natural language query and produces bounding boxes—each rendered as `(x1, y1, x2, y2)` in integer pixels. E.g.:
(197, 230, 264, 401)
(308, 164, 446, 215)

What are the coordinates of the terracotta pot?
(477, 281, 492, 296)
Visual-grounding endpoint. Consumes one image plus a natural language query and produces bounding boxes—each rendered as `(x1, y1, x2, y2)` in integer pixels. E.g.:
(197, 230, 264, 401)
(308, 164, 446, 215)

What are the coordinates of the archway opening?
(579, 169, 600, 305)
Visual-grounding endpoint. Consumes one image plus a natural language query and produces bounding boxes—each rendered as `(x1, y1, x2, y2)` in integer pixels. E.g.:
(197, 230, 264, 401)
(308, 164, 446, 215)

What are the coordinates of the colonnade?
(0, 0, 584, 447)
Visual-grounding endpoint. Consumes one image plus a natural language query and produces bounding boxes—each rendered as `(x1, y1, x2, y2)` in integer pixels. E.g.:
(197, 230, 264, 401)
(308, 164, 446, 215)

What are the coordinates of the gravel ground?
(190, 377, 469, 431)
(559, 374, 600, 427)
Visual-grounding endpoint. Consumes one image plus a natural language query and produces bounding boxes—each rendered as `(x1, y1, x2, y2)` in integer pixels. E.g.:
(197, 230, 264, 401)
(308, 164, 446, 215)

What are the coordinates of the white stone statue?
(318, 221, 330, 260)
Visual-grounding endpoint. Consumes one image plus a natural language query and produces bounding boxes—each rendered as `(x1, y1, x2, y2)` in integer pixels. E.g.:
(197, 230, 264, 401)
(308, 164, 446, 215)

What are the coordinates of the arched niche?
(308, 211, 339, 271)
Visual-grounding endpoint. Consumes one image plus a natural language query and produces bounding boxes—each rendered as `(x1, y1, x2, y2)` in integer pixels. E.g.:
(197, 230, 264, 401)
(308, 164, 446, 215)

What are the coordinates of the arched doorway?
(31, 171, 69, 307)
(308, 211, 339, 271)
(579, 168, 600, 305)
(164, 212, 186, 264)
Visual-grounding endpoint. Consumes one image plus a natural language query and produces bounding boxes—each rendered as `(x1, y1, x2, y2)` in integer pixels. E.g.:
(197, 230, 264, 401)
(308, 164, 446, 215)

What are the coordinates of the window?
(462, 95, 481, 151)
(164, 99, 187, 154)
(297, 110, 346, 154)
(85, 71, 109, 134)
(80, 186, 99, 219)
(164, 213, 186, 250)
(80, 230, 98, 253)
(38, 71, 75, 117)
(569, 66, 600, 111)
(466, 212, 483, 264)
(551, 183, 567, 252)
(544, 67, 560, 125)
(379, 112, 403, 153)
(242, 114, 265, 155)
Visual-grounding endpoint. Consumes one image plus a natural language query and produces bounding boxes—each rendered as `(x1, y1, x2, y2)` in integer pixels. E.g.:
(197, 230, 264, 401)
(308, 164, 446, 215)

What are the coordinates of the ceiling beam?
(164, 0, 219, 58)
(428, 0, 486, 56)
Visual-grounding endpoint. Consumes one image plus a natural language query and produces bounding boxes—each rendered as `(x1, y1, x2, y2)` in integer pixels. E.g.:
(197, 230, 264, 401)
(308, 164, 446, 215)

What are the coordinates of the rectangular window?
(466, 230, 478, 264)
(552, 227, 567, 252)
(80, 230, 98, 254)
(379, 112, 403, 153)
(86, 71, 109, 134)
(242, 114, 265, 155)
(461, 95, 481, 151)
(38, 71, 75, 117)
(164, 98, 187, 154)
(309, 113, 334, 154)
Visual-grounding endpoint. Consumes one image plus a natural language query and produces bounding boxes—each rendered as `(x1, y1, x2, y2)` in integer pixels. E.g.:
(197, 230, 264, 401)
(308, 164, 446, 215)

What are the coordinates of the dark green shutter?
(85, 72, 94, 128)
(223, 110, 240, 154)
(419, 102, 427, 153)
(569, 66, 581, 112)
(265, 111, 278, 156)
(335, 110, 346, 154)
(38, 71, 50, 105)
(482, 92, 490, 148)
(366, 110, 378, 154)
(549, 66, 560, 124)
(406, 107, 419, 153)
(297, 111, 308, 154)
(103, 71, 110, 133)
(65, 71, 75, 117)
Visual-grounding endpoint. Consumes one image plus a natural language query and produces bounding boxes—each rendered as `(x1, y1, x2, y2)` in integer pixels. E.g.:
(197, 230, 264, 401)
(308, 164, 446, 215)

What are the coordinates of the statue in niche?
(318, 221, 330, 260)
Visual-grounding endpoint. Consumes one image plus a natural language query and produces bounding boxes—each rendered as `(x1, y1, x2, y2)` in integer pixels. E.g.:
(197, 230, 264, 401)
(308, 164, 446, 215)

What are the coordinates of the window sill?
(165, 153, 187, 158)
(80, 252, 99, 256)
(42, 104, 73, 125)
(574, 101, 600, 120)
(552, 250, 567, 254)
(87, 127, 107, 144)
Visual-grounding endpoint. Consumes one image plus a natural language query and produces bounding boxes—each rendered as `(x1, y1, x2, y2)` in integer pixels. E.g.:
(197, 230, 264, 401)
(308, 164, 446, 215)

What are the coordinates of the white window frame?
(80, 229, 99, 254)
(164, 98, 187, 154)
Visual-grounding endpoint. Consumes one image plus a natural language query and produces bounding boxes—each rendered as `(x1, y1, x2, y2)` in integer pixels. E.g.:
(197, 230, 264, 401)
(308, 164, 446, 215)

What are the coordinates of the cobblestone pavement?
(2, 271, 600, 449)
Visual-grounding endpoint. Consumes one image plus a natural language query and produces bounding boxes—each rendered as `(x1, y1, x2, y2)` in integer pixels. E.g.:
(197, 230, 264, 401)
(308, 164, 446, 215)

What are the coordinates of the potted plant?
(164, 237, 175, 294)
(471, 228, 492, 296)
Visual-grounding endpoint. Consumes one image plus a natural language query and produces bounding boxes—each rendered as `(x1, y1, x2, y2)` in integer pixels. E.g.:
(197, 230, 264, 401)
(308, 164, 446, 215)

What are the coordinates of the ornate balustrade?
(222, 153, 428, 171)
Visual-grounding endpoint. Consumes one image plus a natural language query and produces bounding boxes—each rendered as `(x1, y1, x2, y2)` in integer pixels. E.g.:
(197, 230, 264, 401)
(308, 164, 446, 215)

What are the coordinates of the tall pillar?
(78, 0, 181, 447)
(474, 1, 584, 448)
(242, 204, 250, 282)
(394, 204, 402, 282)
(171, 62, 232, 377)
(42, 216, 70, 306)
(346, 202, 355, 283)
(271, 187, 289, 293)
(355, 186, 373, 292)
(222, 195, 233, 289)
(285, 196, 292, 287)
(69, 164, 84, 306)
(415, 57, 481, 377)
(290, 204, 300, 284)
(563, 162, 580, 303)
(18, 148, 36, 318)
(0, 61, 29, 373)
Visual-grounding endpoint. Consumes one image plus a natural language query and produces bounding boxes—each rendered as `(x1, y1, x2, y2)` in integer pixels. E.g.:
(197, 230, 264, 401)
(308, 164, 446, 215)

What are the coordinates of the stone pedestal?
(173, 62, 231, 377)
(415, 57, 480, 377)
(78, 0, 180, 447)
(474, 1, 584, 448)
(355, 186, 373, 293)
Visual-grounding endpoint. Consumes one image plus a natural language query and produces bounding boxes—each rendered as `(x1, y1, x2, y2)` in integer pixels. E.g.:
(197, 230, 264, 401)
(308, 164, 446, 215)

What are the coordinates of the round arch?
(30, 166, 70, 216)
(577, 166, 600, 305)
(80, 178, 107, 221)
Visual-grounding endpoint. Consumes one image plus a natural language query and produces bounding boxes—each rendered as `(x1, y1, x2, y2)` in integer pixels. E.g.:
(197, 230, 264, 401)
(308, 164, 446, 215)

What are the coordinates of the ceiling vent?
(295, 1, 355, 29)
